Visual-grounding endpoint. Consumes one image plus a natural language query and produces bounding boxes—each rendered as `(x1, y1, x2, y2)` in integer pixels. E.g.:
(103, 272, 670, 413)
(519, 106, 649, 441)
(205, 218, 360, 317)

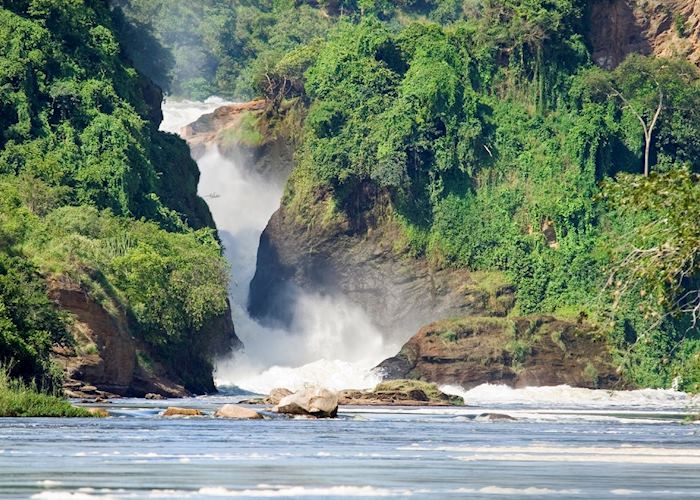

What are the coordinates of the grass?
(0, 369, 95, 418)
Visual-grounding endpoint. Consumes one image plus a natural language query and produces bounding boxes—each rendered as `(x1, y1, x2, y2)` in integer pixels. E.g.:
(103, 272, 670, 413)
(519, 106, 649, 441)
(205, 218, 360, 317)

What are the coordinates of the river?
(1, 392, 699, 499)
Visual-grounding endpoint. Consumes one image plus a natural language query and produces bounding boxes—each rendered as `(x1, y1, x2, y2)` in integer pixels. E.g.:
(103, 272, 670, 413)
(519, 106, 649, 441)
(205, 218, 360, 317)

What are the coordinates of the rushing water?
(2, 101, 697, 499)
(1, 393, 699, 499)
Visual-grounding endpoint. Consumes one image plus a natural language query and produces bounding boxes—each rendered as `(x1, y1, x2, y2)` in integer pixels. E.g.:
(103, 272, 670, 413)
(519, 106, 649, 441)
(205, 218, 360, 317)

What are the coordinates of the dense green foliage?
(2, 0, 699, 393)
(0, 0, 230, 392)
(272, 2, 700, 390)
(112, 0, 470, 99)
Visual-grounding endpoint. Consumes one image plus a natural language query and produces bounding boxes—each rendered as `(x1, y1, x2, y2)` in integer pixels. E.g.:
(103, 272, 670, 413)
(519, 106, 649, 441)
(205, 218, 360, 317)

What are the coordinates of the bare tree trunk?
(610, 86, 663, 177)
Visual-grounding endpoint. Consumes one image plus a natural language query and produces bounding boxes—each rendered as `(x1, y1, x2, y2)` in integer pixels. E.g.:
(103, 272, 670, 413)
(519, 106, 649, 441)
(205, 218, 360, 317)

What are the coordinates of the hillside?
(0, 0, 241, 396)
(168, 0, 700, 391)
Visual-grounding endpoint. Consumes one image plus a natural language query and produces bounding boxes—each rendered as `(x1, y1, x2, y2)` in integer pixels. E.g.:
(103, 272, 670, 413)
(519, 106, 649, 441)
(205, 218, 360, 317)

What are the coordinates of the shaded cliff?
(248, 191, 516, 342)
(50, 277, 240, 397)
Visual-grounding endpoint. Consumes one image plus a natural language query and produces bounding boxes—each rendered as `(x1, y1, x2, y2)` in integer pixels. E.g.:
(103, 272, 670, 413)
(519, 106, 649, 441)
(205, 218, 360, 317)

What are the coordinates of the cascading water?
(161, 99, 399, 394)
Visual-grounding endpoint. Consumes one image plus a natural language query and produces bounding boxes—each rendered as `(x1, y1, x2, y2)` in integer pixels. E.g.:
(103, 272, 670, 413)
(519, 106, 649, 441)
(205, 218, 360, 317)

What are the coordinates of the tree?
(603, 167, 700, 328)
(583, 55, 700, 176)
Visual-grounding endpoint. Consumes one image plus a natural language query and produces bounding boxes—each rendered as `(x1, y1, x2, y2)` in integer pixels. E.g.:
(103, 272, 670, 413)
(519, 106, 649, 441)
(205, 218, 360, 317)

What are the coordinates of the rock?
(377, 316, 623, 390)
(249, 201, 515, 345)
(145, 393, 164, 400)
(589, 0, 700, 69)
(215, 405, 264, 420)
(339, 380, 463, 406)
(268, 388, 293, 405)
(275, 387, 339, 418)
(80, 385, 98, 394)
(87, 408, 109, 418)
(162, 407, 204, 417)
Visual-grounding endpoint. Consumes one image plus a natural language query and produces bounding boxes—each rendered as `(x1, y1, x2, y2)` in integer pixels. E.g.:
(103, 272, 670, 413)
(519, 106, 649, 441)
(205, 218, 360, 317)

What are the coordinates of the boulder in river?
(215, 404, 264, 420)
(86, 408, 109, 418)
(339, 380, 464, 406)
(162, 407, 203, 417)
(268, 388, 293, 405)
(275, 387, 339, 418)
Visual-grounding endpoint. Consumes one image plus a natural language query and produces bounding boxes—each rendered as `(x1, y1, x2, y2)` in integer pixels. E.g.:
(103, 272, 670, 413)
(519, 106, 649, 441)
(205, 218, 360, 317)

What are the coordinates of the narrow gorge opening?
(161, 100, 401, 395)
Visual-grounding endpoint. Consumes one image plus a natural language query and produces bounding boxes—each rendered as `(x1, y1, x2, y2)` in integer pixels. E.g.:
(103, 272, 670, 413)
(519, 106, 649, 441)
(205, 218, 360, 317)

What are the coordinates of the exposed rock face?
(589, 0, 700, 69)
(49, 277, 232, 397)
(275, 387, 339, 418)
(249, 199, 515, 342)
(377, 316, 623, 390)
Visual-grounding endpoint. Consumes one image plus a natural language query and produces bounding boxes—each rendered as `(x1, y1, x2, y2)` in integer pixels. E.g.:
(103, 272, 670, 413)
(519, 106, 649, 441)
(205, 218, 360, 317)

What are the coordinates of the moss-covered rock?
(377, 316, 624, 390)
(340, 380, 463, 406)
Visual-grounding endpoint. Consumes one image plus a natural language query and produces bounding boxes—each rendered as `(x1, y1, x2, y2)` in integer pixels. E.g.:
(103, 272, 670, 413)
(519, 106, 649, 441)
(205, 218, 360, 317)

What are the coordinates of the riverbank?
(0, 371, 94, 418)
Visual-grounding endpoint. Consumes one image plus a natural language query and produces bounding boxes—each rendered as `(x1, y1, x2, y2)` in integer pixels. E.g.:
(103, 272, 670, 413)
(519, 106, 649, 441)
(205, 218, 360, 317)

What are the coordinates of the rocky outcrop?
(589, 0, 700, 69)
(275, 387, 339, 418)
(377, 316, 623, 390)
(49, 277, 234, 398)
(181, 100, 294, 183)
(339, 380, 463, 406)
(249, 197, 516, 342)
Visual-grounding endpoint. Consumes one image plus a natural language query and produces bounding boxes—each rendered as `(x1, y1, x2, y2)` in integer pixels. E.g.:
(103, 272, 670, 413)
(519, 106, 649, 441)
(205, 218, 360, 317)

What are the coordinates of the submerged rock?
(275, 387, 339, 418)
(162, 407, 203, 417)
(215, 404, 264, 420)
(476, 413, 517, 422)
(340, 380, 463, 406)
(145, 393, 164, 400)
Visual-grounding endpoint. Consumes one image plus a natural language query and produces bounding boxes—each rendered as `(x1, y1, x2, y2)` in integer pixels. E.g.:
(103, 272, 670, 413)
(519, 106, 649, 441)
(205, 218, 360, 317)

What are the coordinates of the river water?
(2, 101, 699, 499)
(1, 392, 699, 499)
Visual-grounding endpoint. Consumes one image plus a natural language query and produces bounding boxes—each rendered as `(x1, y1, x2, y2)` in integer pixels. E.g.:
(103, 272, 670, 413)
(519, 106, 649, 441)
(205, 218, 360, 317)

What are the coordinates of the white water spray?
(161, 100, 398, 394)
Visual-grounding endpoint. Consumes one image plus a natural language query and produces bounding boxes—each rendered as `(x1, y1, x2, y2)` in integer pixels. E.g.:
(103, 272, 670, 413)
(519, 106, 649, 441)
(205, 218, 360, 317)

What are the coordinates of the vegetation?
(1, 0, 699, 395)
(221, 1, 698, 391)
(0, 367, 94, 417)
(0, 1, 231, 395)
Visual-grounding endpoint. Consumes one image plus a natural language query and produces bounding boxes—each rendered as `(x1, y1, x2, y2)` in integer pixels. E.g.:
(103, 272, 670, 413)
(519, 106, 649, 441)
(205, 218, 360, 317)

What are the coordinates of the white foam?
(31, 493, 110, 500)
(37, 481, 63, 488)
(452, 486, 581, 495)
(195, 485, 417, 497)
(434, 445, 700, 465)
(441, 383, 699, 410)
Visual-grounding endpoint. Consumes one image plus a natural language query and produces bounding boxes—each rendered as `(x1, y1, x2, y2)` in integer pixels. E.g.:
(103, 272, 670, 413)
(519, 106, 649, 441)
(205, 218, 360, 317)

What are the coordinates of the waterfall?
(161, 99, 399, 394)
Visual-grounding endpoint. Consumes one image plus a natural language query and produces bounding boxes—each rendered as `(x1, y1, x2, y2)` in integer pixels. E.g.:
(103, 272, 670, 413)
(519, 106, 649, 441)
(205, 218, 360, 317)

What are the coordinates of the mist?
(161, 100, 400, 394)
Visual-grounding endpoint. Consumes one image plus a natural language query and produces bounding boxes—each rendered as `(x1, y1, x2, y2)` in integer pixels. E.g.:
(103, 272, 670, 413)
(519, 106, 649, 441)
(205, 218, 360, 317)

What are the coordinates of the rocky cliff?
(181, 100, 295, 183)
(377, 316, 622, 389)
(589, 0, 700, 68)
(50, 277, 239, 397)
(248, 195, 516, 342)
